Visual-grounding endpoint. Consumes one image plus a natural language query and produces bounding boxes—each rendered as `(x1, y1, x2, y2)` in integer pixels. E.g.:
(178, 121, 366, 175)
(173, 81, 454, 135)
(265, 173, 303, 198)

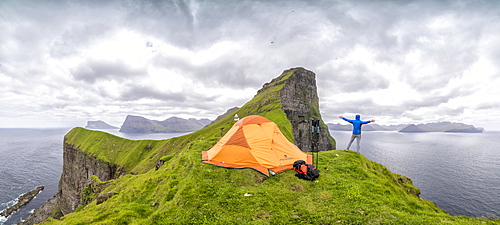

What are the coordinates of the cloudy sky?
(1, 0, 500, 130)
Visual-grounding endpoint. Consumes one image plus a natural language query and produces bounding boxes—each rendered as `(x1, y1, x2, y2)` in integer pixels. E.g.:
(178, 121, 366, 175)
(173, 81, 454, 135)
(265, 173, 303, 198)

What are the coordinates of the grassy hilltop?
(43, 69, 498, 224)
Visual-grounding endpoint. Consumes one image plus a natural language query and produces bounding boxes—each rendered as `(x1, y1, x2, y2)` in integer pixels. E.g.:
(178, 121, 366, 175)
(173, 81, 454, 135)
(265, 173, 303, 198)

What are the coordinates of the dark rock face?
(57, 143, 123, 215)
(0, 186, 44, 217)
(21, 142, 124, 225)
(18, 197, 60, 225)
(119, 115, 211, 133)
(267, 67, 335, 151)
(85, 120, 119, 129)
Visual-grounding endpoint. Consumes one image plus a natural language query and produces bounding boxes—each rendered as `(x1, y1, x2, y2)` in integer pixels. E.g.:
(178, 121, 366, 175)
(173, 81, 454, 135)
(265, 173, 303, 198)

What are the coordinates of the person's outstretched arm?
(339, 116, 353, 123)
(361, 119, 375, 124)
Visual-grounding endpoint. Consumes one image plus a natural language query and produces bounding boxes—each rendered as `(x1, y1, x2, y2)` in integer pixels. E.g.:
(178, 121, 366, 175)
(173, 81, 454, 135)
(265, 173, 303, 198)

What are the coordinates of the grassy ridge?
(45, 137, 498, 224)
(46, 68, 498, 224)
(62, 68, 299, 175)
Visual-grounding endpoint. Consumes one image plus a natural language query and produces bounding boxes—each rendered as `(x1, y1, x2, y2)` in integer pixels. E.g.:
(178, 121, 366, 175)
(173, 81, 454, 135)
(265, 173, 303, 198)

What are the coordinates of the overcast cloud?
(1, 0, 500, 130)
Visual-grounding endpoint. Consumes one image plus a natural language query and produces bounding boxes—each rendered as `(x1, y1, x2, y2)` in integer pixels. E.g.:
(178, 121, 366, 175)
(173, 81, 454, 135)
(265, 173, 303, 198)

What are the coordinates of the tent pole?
(311, 118, 320, 168)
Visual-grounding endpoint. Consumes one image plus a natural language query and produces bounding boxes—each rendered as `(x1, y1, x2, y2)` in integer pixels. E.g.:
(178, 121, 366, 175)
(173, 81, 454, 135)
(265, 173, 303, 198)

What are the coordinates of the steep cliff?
(236, 67, 335, 151)
(22, 140, 125, 224)
(275, 67, 335, 151)
(57, 143, 124, 215)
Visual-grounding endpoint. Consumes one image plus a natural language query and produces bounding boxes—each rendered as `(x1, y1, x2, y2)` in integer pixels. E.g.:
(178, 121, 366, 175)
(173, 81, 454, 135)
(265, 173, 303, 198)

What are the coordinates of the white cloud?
(1, 0, 500, 130)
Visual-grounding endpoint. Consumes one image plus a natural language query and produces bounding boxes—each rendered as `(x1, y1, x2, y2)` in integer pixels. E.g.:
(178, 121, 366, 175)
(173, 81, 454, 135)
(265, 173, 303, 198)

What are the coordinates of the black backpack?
(293, 160, 320, 181)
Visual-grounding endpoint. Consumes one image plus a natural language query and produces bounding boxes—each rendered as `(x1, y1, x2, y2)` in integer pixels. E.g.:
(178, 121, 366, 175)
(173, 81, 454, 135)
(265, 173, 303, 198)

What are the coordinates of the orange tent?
(202, 115, 313, 176)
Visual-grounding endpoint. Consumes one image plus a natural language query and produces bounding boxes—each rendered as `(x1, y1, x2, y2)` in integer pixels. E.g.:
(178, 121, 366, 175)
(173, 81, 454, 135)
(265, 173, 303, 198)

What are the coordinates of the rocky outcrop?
(0, 186, 44, 218)
(18, 196, 60, 225)
(21, 142, 125, 225)
(261, 67, 335, 151)
(119, 115, 211, 133)
(85, 120, 119, 129)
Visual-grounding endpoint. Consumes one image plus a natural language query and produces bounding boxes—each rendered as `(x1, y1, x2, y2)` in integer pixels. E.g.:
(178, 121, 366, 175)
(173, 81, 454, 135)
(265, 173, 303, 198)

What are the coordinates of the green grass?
(44, 140, 499, 224)
(42, 68, 498, 224)
(60, 68, 297, 176)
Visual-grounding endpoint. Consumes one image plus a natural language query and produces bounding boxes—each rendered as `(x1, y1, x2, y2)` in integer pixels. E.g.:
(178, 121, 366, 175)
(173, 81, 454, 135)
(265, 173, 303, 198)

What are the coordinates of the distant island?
(398, 122, 484, 133)
(119, 115, 211, 133)
(327, 123, 406, 131)
(85, 120, 119, 129)
(328, 121, 483, 133)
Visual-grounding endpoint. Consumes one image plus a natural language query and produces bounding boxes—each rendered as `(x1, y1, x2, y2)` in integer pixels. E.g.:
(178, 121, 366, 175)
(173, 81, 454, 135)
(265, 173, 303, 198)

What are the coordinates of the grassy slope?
(44, 69, 498, 224)
(64, 69, 296, 175)
(46, 144, 497, 224)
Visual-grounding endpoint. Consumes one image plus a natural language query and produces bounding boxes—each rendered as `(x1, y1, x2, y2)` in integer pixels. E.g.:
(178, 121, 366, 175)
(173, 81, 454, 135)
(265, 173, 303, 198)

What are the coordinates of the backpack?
(293, 160, 320, 181)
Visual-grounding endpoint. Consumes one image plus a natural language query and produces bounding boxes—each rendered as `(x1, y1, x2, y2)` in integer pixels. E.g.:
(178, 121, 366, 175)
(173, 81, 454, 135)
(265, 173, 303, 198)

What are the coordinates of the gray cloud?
(71, 59, 147, 84)
(2, 0, 500, 129)
(325, 63, 390, 93)
(117, 83, 220, 104)
(474, 102, 500, 110)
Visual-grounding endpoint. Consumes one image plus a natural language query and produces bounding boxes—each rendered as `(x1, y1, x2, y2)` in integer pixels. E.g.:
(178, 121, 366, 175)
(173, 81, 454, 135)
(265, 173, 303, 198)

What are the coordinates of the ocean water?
(0, 128, 189, 225)
(0, 128, 68, 225)
(1, 128, 498, 224)
(331, 130, 500, 218)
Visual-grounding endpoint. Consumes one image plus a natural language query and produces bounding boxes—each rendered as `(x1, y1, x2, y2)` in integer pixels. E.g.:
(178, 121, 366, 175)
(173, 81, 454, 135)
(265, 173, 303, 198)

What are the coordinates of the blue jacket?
(342, 115, 371, 135)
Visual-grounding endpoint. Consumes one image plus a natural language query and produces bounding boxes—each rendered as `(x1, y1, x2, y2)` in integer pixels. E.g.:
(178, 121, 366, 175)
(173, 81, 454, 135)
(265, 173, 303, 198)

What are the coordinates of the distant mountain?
(364, 124, 390, 131)
(85, 120, 119, 129)
(328, 121, 483, 133)
(399, 124, 428, 132)
(327, 123, 396, 131)
(327, 123, 352, 131)
(399, 122, 483, 133)
(384, 124, 409, 131)
(119, 115, 211, 133)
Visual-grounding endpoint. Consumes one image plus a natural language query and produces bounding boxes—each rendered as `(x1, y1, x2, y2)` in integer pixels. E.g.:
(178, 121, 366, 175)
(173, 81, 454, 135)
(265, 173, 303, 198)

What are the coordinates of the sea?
(0, 128, 190, 225)
(331, 130, 500, 219)
(0, 128, 499, 224)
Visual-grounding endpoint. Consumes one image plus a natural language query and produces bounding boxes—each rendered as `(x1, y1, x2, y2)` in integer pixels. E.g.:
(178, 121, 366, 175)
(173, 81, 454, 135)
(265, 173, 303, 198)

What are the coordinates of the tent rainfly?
(202, 115, 313, 176)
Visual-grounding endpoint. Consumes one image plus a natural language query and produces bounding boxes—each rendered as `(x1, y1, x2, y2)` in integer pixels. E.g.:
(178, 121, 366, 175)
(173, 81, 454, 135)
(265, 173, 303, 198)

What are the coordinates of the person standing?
(339, 115, 375, 153)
